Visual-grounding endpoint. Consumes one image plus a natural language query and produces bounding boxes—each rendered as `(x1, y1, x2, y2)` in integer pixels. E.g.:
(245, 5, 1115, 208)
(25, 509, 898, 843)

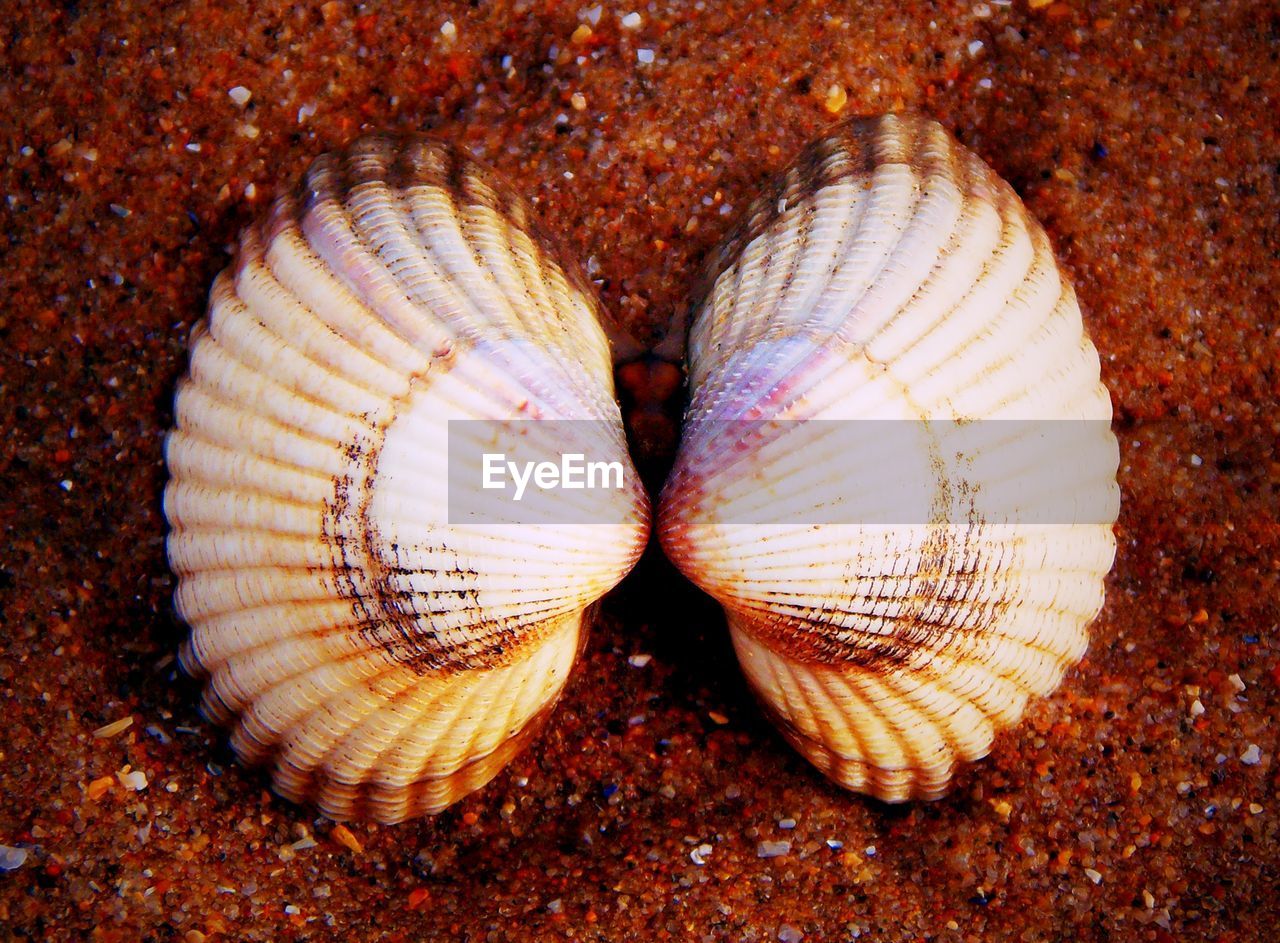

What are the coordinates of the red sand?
(1, 1, 1277, 940)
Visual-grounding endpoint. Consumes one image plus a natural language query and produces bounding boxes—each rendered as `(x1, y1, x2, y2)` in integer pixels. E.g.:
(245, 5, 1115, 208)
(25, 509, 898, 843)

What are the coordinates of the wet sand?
(2, 1, 1277, 939)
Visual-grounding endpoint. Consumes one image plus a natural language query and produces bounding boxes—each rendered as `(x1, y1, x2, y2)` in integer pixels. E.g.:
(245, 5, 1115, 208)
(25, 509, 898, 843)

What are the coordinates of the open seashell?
(165, 135, 649, 822)
(658, 114, 1119, 801)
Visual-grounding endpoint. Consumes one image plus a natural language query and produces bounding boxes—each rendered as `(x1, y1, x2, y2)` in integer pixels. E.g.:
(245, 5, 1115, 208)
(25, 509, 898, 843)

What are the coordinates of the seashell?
(658, 114, 1119, 801)
(165, 135, 649, 822)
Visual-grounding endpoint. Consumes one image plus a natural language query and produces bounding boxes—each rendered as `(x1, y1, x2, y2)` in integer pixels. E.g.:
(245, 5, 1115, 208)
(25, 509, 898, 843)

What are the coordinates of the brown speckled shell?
(165, 135, 649, 823)
(658, 115, 1120, 802)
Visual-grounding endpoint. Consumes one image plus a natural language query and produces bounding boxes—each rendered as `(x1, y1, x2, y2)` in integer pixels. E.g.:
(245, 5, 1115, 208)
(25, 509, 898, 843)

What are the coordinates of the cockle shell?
(165, 135, 649, 822)
(658, 114, 1119, 801)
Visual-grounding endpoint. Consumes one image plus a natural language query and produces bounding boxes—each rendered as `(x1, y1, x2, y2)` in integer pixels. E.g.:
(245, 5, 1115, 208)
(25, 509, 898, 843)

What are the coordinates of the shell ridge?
(358, 617, 579, 821)
(739, 628, 878, 790)
(456, 198, 612, 407)
(299, 172, 458, 363)
(206, 287, 390, 419)
(174, 369, 365, 466)
(894, 659, 999, 763)
(220, 631, 394, 731)
(909, 648, 1031, 728)
(860, 169, 1035, 385)
(725, 591, 1087, 667)
(901, 249, 1065, 415)
(813, 121, 967, 343)
(188, 332, 375, 444)
(256, 658, 423, 787)
(852, 668, 952, 792)
(378, 165, 618, 422)
(210, 641, 401, 742)
(321, 663, 490, 791)
(186, 603, 377, 675)
(165, 438, 335, 504)
(820, 663, 915, 789)
(254, 220, 428, 378)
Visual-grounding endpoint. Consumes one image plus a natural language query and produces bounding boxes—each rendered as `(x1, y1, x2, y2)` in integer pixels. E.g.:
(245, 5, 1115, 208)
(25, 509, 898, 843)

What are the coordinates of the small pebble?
(1240, 744, 1262, 765)
(571, 92, 587, 111)
(1084, 867, 1102, 884)
(823, 84, 848, 114)
(620, 12, 642, 29)
(440, 20, 457, 40)
(331, 823, 363, 854)
(93, 715, 133, 739)
(690, 843, 713, 865)
(0, 845, 28, 871)
(547, 898, 563, 914)
(227, 85, 251, 106)
(637, 48, 655, 64)
(778, 818, 796, 830)
(778, 924, 804, 943)
(628, 653, 651, 668)
(119, 768, 148, 791)
(757, 840, 791, 858)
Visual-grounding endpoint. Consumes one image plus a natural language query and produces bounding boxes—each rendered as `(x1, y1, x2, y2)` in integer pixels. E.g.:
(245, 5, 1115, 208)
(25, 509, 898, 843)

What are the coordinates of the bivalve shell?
(166, 135, 649, 822)
(658, 114, 1119, 801)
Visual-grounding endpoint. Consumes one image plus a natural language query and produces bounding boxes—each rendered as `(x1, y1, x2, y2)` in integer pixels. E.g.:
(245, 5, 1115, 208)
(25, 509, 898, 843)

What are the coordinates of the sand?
(1, 1, 1277, 939)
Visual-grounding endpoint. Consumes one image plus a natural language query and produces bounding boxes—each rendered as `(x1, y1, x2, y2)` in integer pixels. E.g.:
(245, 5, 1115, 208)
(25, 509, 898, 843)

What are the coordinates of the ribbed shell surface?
(165, 135, 649, 822)
(658, 115, 1119, 801)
